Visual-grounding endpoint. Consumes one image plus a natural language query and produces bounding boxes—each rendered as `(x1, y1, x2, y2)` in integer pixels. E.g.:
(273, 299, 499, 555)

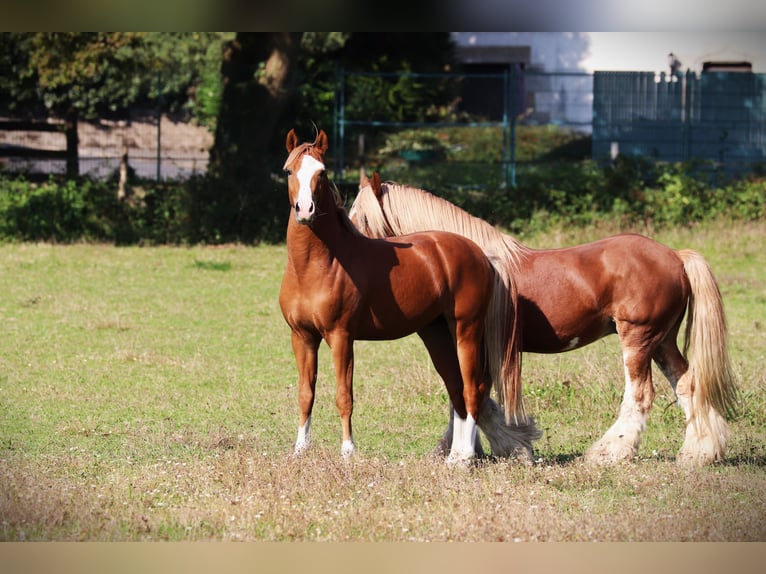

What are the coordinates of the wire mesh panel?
(593, 70, 766, 175)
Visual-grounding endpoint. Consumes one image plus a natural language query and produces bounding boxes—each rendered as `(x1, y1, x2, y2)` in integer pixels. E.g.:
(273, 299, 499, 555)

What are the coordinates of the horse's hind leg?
(653, 338, 722, 465)
(584, 324, 657, 465)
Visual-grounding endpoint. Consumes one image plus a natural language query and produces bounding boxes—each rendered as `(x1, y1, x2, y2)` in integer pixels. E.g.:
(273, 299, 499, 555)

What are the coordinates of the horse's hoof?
(445, 451, 476, 468)
(676, 448, 716, 467)
(340, 440, 356, 459)
(583, 441, 636, 466)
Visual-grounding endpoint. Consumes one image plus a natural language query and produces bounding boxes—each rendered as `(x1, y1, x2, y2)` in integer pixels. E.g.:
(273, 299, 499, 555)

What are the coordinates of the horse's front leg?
(418, 321, 484, 458)
(448, 321, 489, 465)
(328, 331, 356, 457)
(291, 329, 320, 455)
(584, 327, 656, 465)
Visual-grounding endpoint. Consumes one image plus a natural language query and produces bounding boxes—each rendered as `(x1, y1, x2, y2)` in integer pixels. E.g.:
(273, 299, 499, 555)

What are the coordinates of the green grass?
(1, 219, 765, 541)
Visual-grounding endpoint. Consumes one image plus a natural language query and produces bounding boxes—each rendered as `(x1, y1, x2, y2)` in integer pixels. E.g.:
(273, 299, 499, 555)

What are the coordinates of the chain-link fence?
(4, 69, 765, 183)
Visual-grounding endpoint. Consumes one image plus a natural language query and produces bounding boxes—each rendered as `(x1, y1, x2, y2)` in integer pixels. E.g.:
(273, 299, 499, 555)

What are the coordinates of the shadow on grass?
(474, 451, 766, 468)
(722, 454, 766, 467)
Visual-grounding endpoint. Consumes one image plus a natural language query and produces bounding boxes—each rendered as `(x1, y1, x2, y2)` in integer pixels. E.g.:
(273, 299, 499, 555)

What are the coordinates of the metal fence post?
(502, 67, 509, 190)
(508, 65, 517, 189)
(338, 65, 346, 180)
(156, 71, 162, 181)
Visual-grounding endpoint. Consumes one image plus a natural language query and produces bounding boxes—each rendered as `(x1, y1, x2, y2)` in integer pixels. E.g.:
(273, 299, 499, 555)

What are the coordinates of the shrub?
(0, 175, 117, 242)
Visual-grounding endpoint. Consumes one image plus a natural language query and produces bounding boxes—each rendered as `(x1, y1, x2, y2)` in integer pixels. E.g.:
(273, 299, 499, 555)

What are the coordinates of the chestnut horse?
(279, 130, 537, 463)
(349, 175, 738, 465)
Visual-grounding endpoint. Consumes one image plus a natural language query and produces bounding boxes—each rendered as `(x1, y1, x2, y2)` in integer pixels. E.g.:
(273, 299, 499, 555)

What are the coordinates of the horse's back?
(527, 233, 685, 289)
(519, 234, 689, 352)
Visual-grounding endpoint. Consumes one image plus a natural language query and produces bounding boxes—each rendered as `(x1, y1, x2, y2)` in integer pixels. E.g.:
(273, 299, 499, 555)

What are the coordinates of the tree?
(205, 32, 456, 242)
(200, 33, 302, 242)
(0, 32, 231, 177)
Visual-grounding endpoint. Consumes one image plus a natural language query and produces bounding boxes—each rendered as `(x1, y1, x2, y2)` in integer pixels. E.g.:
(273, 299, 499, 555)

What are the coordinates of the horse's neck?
(286, 209, 346, 271)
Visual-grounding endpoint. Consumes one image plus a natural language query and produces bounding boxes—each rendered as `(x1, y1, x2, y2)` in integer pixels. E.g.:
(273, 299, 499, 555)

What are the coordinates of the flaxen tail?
(478, 249, 542, 460)
(483, 249, 526, 425)
(678, 249, 738, 460)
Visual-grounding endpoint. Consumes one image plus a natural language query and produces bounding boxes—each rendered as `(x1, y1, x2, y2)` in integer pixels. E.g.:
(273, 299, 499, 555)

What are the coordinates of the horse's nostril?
(309, 203, 315, 213)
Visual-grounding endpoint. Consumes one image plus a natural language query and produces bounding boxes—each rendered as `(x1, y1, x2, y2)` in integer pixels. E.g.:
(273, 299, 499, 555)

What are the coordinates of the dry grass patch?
(3, 445, 765, 541)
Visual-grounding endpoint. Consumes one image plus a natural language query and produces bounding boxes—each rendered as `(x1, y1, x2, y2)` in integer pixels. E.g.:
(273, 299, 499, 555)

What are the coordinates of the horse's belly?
(523, 327, 613, 353)
(353, 304, 442, 341)
(520, 299, 616, 353)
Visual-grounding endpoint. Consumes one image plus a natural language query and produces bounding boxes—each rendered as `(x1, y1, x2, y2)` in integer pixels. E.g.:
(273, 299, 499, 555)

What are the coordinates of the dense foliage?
(1, 152, 763, 244)
(0, 32, 232, 126)
(205, 33, 457, 241)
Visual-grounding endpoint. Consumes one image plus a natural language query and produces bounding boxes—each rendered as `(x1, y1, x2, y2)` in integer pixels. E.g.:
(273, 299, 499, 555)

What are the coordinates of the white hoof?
(583, 436, 638, 466)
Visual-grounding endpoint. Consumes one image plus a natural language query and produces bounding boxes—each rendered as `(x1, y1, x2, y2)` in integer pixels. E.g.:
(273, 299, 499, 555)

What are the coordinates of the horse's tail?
(478, 249, 541, 460)
(483, 249, 526, 425)
(678, 249, 738, 460)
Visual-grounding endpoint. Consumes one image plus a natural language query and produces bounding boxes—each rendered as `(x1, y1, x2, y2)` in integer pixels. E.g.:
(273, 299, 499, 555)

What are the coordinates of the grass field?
(1, 219, 765, 541)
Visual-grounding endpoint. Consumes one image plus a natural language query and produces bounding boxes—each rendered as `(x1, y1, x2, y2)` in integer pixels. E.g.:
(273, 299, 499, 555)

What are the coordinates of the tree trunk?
(209, 32, 301, 180)
(204, 32, 302, 242)
(64, 105, 79, 178)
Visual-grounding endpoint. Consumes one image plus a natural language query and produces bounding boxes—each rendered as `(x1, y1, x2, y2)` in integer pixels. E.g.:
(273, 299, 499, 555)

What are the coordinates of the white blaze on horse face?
(294, 155, 324, 222)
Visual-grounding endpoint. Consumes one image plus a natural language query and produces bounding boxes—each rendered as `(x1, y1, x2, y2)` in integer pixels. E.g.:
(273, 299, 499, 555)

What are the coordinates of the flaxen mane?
(352, 181, 531, 272)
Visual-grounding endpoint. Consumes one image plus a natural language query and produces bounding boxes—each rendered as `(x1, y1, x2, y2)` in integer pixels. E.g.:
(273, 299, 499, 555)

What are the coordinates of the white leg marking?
(464, 413, 478, 457)
(565, 337, 580, 350)
(447, 412, 478, 465)
(613, 364, 647, 438)
(659, 362, 723, 465)
(294, 416, 311, 454)
(341, 437, 355, 458)
(675, 371, 727, 465)
(585, 350, 646, 464)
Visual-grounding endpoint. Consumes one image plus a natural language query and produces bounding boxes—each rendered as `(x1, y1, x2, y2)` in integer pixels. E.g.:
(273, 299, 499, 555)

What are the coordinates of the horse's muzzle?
(294, 200, 316, 224)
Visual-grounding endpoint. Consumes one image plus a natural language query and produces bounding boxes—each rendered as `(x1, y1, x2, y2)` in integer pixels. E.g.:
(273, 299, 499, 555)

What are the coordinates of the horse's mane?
(353, 181, 530, 270)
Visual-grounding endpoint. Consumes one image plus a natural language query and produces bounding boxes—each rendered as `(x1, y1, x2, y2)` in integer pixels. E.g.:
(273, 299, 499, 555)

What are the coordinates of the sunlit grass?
(1, 219, 764, 541)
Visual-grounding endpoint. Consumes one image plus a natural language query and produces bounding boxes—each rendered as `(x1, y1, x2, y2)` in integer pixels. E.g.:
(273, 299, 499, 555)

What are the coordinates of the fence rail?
(0, 112, 212, 181)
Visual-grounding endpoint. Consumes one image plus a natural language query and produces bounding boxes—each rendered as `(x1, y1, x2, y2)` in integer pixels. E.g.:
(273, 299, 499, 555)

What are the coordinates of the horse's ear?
(286, 129, 299, 153)
(370, 172, 382, 198)
(315, 130, 329, 155)
(359, 166, 369, 189)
